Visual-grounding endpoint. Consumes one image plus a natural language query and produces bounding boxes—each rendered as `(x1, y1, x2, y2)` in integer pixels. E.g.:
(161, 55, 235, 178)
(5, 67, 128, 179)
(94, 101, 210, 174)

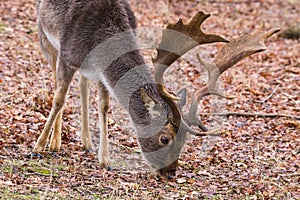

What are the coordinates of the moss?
(0, 23, 6, 31)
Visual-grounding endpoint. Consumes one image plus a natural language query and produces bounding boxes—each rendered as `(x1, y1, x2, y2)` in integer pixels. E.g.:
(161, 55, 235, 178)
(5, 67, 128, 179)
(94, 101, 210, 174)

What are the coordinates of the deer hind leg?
(34, 57, 75, 152)
(79, 74, 93, 151)
(97, 82, 110, 168)
(34, 27, 64, 152)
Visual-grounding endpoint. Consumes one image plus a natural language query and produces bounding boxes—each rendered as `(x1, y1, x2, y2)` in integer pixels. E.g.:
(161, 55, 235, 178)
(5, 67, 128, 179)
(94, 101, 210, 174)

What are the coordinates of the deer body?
(35, 0, 182, 179)
(34, 0, 278, 180)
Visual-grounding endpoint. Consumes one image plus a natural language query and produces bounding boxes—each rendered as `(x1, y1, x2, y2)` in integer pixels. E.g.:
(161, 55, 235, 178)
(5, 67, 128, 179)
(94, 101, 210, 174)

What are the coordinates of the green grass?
(0, 23, 6, 31)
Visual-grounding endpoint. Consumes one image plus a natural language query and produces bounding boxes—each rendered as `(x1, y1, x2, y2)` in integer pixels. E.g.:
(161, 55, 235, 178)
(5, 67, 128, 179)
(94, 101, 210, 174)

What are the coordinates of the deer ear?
(140, 88, 163, 118)
(176, 87, 187, 108)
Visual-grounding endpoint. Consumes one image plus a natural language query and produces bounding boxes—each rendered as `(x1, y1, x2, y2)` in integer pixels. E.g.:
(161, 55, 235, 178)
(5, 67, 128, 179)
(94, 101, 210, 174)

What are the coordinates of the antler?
(153, 11, 228, 100)
(153, 11, 279, 137)
(186, 25, 280, 133)
(152, 11, 228, 136)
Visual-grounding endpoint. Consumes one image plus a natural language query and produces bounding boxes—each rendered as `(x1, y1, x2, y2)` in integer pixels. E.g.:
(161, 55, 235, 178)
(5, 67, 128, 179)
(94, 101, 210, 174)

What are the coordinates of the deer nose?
(167, 170, 176, 179)
(156, 169, 177, 180)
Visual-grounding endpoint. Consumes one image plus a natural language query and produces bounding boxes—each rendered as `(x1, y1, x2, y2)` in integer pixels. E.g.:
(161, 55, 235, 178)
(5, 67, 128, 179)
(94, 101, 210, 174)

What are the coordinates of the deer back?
(37, 0, 137, 68)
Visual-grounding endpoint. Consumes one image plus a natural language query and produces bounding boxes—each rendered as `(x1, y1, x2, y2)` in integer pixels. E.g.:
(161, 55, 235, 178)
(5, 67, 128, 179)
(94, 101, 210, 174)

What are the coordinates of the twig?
(208, 0, 261, 3)
(110, 141, 134, 152)
(254, 85, 279, 103)
(199, 112, 300, 120)
(279, 173, 300, 178)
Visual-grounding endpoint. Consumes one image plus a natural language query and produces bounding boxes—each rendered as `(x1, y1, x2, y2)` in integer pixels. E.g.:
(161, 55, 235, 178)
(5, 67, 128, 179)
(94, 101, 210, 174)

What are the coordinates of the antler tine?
(180, 120, 223, 136)
(214, 27, 280, 74)
(153, 11, 228, 100)
(186, 26, 280, 134)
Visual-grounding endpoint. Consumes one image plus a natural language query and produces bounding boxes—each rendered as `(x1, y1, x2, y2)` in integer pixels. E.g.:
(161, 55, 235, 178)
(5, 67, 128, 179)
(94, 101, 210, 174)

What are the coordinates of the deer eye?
(159, 135, 171, 145)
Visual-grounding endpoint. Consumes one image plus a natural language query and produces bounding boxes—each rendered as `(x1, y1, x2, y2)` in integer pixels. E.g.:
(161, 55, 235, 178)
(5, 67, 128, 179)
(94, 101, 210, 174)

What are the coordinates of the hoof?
(84, 149, 93, 153)
(29, 152, 44, 159)
(50, 152, 58, 157)
(100, 163, 112, 171)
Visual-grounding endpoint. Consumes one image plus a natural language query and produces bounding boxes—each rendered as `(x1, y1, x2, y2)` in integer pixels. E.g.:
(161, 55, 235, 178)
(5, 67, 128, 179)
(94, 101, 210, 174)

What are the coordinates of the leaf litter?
(0, 0, 299, 199)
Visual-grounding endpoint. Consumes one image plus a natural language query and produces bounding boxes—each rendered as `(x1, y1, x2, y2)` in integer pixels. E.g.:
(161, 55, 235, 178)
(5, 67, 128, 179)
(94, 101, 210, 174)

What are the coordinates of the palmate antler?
(153, 11, 228, 100)
(153, 11, 280, 136)
(186, 25, 280, 135)
(152, 11, 228, 135)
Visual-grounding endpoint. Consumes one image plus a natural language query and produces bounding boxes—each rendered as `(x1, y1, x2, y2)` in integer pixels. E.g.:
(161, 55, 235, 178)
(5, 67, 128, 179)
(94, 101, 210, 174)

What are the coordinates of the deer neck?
(100, 51, 169, 126)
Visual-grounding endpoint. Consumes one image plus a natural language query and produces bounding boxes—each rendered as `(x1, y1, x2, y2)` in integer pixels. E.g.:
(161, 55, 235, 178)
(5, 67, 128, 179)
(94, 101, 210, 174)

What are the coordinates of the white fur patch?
(44, 30, 60, 50)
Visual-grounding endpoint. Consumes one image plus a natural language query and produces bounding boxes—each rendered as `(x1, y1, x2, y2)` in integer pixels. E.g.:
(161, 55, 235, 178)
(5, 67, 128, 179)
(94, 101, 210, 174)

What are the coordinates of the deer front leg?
(79, 74, 93, 151)
(49, 110, 63, 151)
(49, 59, 64, 152)
(34, 58, 75, 152)
(97, 82, 110, 168)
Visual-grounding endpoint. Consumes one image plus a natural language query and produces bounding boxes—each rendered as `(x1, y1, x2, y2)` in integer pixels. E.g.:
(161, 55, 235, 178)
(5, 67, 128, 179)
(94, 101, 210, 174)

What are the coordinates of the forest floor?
(0, 0, 299, 199)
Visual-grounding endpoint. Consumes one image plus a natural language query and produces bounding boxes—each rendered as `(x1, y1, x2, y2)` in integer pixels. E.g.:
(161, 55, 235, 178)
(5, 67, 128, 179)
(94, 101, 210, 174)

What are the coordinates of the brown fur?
(34, 0, 186, 179)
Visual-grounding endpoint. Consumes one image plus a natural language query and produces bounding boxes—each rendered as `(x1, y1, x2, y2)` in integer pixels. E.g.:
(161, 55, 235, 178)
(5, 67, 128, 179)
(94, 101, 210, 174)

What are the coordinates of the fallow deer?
(33, 0, 279, 179)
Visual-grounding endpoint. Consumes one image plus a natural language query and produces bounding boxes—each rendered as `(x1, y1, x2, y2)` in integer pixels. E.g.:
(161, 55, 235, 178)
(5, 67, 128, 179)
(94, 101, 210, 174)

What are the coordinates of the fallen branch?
(279, 173, 300, 178)
(208, 0, 261, 3)
(199, 112, 300, 120)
